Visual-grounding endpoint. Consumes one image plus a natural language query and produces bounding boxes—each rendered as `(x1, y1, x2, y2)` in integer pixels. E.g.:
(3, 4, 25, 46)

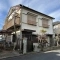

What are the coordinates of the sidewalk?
(0, 47, 60, 59)
(0, 51, 20, 59)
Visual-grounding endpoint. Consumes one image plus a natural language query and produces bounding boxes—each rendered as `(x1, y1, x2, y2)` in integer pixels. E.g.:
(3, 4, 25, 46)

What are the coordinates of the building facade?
(3, 4, 54, 52)
(53, 21, 60, 46)
(53, 21, 60, 35)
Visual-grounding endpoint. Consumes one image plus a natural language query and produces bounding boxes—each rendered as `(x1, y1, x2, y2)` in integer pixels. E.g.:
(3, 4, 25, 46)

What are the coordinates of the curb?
(0, 51, 41, 59)
(1, 49, 60, 59)
(0, 51, 48, 59)
(0, 54, 22, 59)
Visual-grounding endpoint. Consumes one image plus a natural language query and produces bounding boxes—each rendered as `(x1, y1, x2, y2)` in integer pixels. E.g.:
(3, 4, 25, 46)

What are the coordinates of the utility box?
(23, 37, 27, 54)
(33, 43, 40, 52)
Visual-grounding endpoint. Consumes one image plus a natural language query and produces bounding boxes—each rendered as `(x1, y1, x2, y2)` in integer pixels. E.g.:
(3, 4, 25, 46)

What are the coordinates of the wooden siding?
(3, 17, 20, 30)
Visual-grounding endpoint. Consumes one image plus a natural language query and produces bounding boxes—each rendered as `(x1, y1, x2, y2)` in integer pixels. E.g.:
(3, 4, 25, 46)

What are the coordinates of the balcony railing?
(3, 17, 20, 30)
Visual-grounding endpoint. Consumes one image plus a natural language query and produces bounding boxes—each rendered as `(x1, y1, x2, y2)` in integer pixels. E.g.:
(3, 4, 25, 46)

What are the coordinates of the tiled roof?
(53, 21, 60, 26)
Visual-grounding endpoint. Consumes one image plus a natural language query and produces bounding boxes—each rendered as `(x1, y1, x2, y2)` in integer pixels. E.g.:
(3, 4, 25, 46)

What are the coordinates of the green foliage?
(41, 29, 46, 33)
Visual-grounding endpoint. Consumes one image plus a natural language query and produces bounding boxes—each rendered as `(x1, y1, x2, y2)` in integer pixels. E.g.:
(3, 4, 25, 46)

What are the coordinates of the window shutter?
(27, 13, 36, 25)
(42, 18, 49, 28)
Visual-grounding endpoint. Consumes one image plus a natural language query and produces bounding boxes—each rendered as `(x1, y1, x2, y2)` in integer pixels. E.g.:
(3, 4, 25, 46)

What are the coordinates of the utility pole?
(13, 12, 17, 50)
(19, 5, 23, 53)
(14, 14, 16, 38)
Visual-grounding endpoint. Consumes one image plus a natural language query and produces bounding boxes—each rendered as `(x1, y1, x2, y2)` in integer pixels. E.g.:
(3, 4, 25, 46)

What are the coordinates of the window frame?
(42, 18, 49, 28)
(27, 12, 37, 26)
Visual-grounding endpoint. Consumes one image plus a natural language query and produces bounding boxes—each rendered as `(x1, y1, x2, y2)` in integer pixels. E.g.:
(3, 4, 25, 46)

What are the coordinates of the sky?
(0, 0, 60, 29)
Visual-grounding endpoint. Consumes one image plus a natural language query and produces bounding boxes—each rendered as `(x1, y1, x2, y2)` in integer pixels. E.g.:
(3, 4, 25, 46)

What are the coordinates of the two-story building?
(53, 21, 60, 46)
(3, 4, 54, 52)
(53, 21, 60, 35)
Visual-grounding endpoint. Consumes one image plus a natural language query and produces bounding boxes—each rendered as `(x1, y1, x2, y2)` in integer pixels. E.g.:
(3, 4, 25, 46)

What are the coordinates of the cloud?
(49, 9, 60, 18)
(8, 0, 23, 6)
(0, 2, 7, 12)
(36, 0, 60, 14)
(25, 0, 38, 7)
(49, 9, 60, 21)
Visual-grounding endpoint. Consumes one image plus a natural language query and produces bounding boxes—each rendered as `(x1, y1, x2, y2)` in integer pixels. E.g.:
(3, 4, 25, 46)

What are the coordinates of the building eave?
(20, 4, 55, 19)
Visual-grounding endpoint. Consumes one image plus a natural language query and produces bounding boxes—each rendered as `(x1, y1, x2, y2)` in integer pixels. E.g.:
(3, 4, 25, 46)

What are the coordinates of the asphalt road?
(1, 50, 60, 60)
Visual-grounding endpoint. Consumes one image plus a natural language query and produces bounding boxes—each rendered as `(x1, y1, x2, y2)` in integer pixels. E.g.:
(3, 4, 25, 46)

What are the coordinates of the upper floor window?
(42, 18, 49, 28)
(54, 25, 58, 29)
(27, 12, 37, 25)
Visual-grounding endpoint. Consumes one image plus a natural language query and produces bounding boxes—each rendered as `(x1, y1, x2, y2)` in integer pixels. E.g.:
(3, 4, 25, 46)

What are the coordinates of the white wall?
(54, 25, 58, 29)
(21, 9, 53, 35)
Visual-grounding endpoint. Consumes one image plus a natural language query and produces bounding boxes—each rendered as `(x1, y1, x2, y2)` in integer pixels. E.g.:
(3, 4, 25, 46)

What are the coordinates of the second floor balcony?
(3, 17, 20, 30)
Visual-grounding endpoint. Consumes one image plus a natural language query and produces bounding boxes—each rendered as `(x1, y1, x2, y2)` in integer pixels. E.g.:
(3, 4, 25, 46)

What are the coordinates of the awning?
(23, 29, 36, 32)
(0, 30, 12, 34)
(46, 34, 53, 36)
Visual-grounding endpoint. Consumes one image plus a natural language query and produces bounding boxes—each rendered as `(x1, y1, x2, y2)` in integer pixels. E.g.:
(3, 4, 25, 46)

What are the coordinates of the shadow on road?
(1, 50, 60, 60)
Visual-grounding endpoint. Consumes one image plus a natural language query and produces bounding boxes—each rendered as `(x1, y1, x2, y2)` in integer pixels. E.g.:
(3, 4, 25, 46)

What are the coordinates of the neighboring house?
(53, 21, 60, 35)
(3, 4, 54, 52)
(53, 21, 60, 46)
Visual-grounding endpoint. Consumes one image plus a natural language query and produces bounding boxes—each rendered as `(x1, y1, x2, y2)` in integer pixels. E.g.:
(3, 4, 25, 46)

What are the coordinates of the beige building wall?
(21, 8, 53, 35)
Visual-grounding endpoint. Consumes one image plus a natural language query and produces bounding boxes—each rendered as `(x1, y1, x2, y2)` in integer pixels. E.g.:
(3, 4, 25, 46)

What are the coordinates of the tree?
(38, 29, 47, 51)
